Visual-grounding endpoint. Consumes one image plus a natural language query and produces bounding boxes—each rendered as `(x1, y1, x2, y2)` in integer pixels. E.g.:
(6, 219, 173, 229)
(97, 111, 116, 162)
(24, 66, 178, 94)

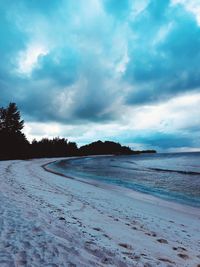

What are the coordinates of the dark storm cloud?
(0, 0, 200, 150)
(0, 0, 119, 123)
(1, 0, 200, 119)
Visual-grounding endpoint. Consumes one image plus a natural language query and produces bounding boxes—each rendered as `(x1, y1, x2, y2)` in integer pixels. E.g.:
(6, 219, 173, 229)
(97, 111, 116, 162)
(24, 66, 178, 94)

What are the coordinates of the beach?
(0, 157, 200, 267)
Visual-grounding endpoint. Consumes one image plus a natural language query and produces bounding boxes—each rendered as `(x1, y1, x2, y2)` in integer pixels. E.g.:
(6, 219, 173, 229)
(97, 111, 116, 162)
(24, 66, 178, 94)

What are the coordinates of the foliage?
(0, 103, 24, 133)
(79, 140, 134, 155)
(31, 138, 78, 158)
(0, 103, 29, 159)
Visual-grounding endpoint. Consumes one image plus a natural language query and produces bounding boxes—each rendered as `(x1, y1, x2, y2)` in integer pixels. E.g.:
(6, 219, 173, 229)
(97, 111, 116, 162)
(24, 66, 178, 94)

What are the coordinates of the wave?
(109, 164, 200, 175)
(124, 161, 137, 165)
(59, 158, 200, 176)
(110, 165, 146, 172)
(149, 167, 200, 175)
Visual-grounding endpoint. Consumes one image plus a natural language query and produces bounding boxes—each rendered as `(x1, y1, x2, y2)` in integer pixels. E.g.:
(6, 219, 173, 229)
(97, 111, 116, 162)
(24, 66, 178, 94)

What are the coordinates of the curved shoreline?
(43, 157, 200, 217)
(0, 158, 200, 266)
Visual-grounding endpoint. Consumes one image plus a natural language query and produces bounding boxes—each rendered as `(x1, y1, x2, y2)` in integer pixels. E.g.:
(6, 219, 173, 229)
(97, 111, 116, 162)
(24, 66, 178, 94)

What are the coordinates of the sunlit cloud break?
(17, 43, 48, 75)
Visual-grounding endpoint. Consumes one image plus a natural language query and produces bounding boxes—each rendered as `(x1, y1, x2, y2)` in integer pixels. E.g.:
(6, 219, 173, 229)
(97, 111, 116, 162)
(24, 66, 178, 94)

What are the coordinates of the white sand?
(0, 157, 200, 267)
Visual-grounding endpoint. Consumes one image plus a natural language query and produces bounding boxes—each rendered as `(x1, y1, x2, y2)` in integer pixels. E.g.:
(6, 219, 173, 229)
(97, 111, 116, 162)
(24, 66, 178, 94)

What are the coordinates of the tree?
(31, 138, 78, 158)
(0, 103, 24, 133)
(79, 140, 134, 155)
(0, 103, 29, 159)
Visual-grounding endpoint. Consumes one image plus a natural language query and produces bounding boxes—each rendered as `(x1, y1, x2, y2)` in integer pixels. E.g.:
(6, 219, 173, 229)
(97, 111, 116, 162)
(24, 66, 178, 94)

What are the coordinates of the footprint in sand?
(101, 257, 113, 264)
(145, 232, 157, 237)
(103, 233, 111, 240)
(158, 257, 175, 264)
(123, 252, 141, 261)
(157, 238, 168, 244)
(58, 217, 65, 221)
(93, 227, 101, 232)
(118, 243, 132, 250)
(177, 253, 189, 260)
(173, 246, 187, 252)
(132, 226, 137, 230)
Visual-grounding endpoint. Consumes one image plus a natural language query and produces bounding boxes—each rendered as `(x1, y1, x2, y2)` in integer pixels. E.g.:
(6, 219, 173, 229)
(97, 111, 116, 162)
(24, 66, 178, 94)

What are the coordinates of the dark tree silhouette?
(79, 140, 134, 156)
(31, 138, 78, 158)
(79, 141, 156, 156)
(0, 103, 24, 133)
(0, 103, 29, 159)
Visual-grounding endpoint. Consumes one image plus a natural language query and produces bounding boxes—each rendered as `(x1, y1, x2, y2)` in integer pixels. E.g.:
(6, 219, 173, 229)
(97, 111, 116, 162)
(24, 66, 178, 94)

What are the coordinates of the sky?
(0, 0, 200, 152)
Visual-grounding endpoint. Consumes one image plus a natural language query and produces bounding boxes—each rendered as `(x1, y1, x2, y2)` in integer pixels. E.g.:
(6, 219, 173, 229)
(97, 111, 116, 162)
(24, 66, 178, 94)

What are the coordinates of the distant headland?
(79, 140, 156, 156)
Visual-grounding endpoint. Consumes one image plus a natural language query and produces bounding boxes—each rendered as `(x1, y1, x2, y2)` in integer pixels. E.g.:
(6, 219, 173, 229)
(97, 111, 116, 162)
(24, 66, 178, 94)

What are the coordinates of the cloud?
(0, 0, 123, 122)
(23, 92, 200, 152)
(130, 132, 192, 149)
(103, 0, 131, 19)
(0, 0, 200, 151)
(17, 43, 48, 75)
(172, 0, 200, 25)
(124, 0, 200, 105)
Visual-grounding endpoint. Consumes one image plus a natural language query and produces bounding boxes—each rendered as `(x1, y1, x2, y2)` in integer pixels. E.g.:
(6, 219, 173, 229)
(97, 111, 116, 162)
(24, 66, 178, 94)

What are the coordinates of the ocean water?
(50, 152, 200, 207)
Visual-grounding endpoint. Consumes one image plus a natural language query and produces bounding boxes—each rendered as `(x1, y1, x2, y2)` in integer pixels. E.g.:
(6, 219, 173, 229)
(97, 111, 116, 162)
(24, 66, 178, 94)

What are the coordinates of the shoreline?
(0, 158, 200, 266)
(44, 156, 200, 217)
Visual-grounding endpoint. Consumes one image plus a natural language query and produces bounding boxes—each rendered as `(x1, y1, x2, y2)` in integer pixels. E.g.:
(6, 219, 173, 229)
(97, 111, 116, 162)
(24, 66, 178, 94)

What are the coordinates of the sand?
(0, 157, 200, 267)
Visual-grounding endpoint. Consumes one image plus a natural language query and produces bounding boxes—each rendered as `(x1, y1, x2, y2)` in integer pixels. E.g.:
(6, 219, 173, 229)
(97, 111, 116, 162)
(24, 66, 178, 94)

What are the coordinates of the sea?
(49, 152, 200, 208)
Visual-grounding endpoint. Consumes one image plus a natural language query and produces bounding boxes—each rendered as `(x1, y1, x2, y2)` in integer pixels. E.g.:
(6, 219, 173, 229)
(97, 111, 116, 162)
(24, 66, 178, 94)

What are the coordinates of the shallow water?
(50, 152, 200, 207)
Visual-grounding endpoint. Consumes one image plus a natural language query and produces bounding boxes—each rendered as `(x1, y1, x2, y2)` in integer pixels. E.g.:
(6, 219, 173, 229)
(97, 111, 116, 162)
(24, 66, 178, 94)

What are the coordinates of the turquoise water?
(50, 152, 200, 207)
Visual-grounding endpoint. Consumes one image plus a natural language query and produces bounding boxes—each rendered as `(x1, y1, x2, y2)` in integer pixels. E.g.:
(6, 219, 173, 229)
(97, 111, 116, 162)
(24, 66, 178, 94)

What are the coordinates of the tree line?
(0, 103, 156, 160)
